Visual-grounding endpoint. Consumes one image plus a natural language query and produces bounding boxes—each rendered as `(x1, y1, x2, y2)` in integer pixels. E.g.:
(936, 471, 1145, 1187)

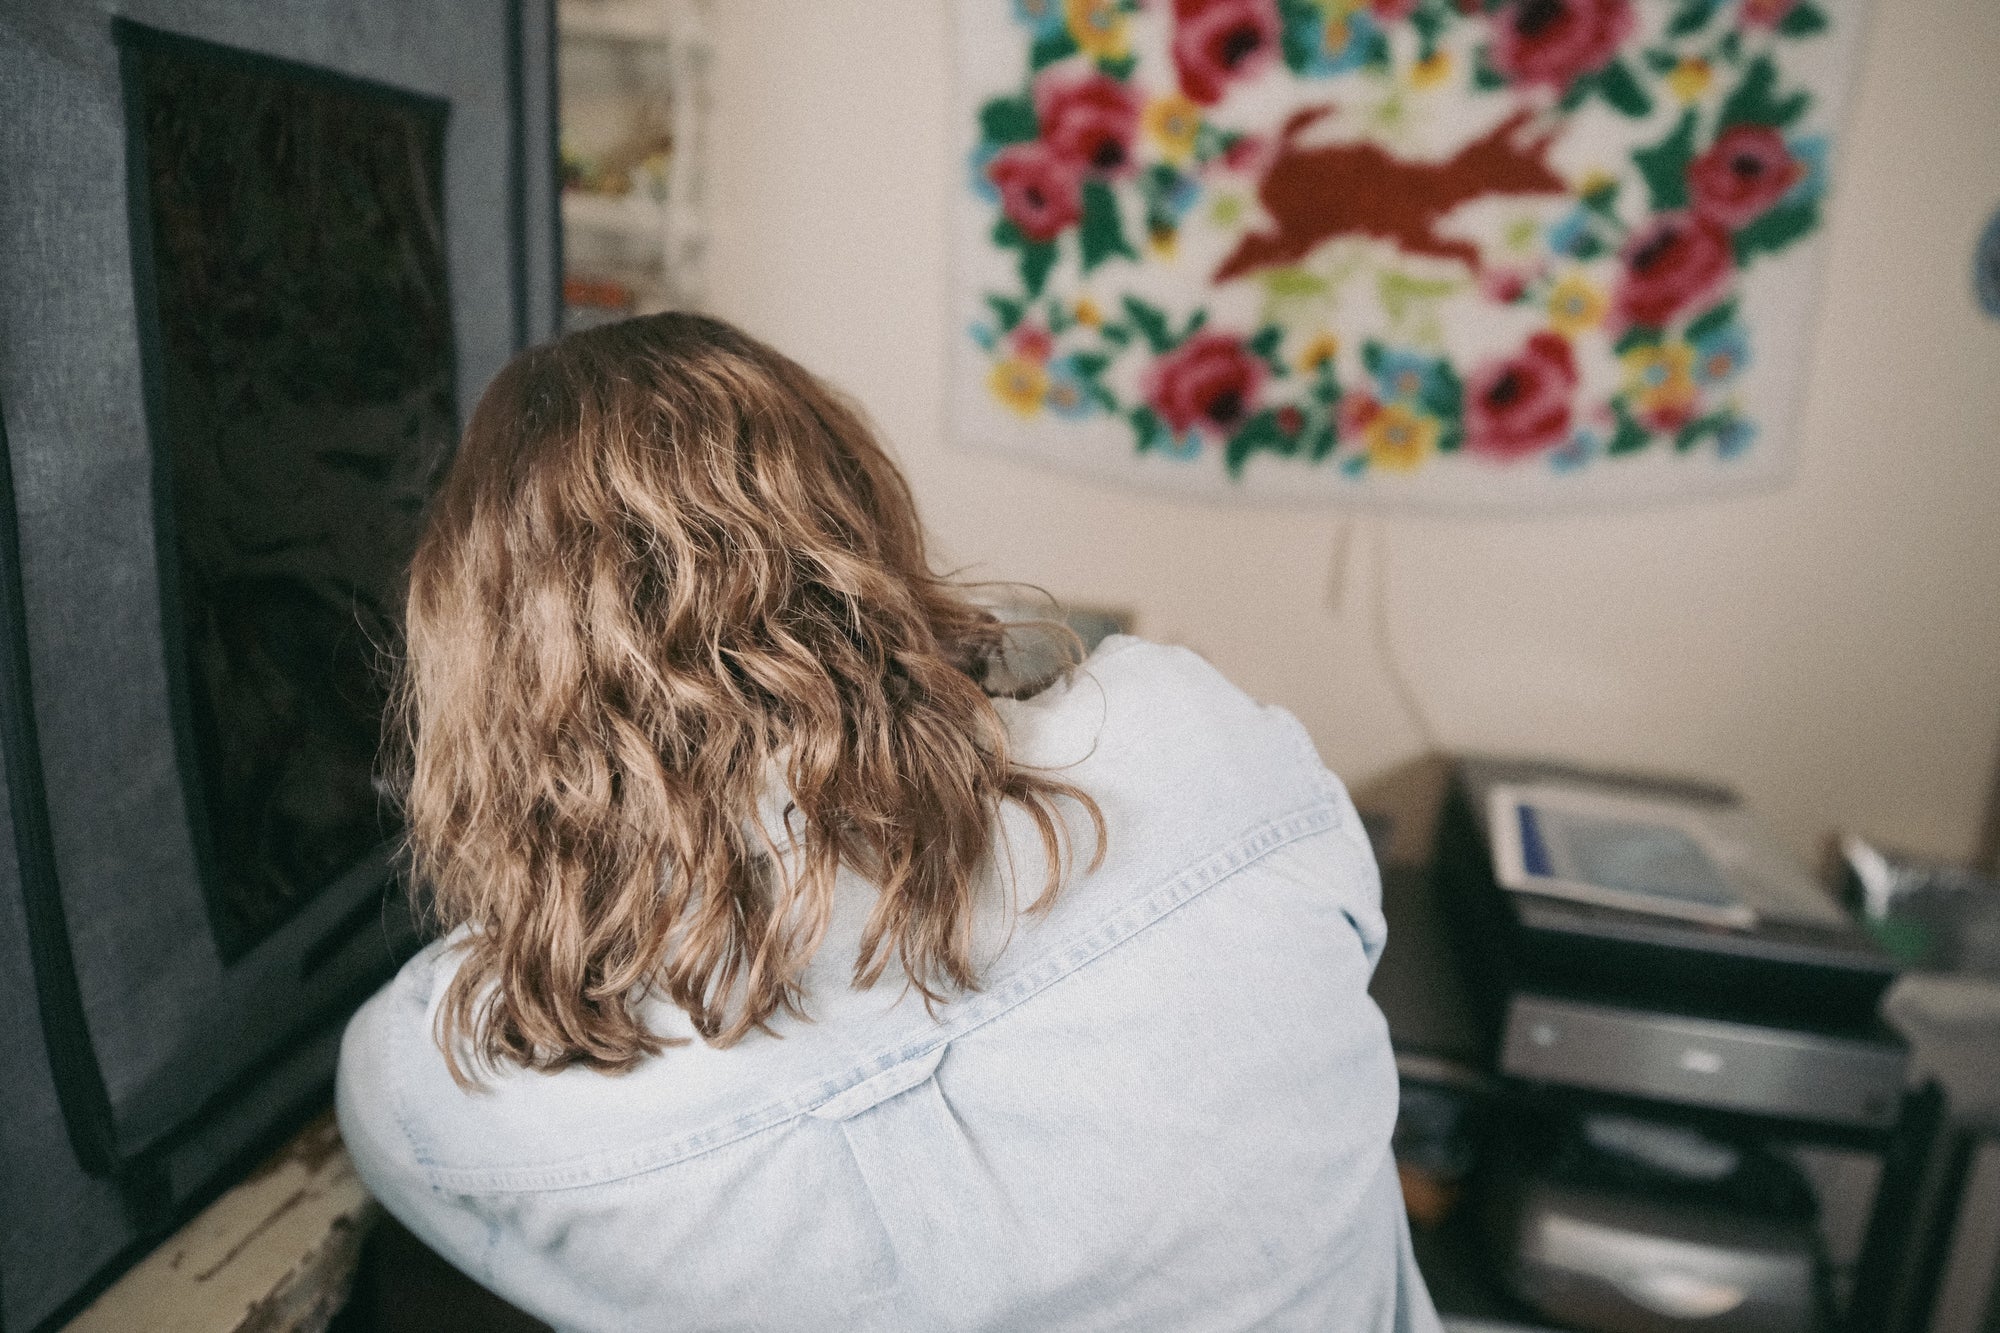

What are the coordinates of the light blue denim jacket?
(337, 638, 1440, 1332)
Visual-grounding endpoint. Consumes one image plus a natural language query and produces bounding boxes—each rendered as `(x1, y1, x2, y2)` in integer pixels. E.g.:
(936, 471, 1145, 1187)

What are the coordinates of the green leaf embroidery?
(1674, 411, 1731, 451)
(1422, 361, 1465, 424)
(1225, 409, 1292, 477)
(1437, 421, 1465, 454)
(1570, 233, 1607, 260)
(985, 294, 1025, 333)
(1613, 325, 1664, 356)
(1684, 298, 1739, 342)
(1732, 198, 1819, 265)
(1361, 339, 1387, 377)
(1633, 109, 1698, 213)
(1558, 74, 1592, 114)
(1607, 401, 1652, 454)
(1020, 240, 1058, 298)
(1122, 296, 1174, 353)
(1719, 55, 1812, 130)
(1412, 7, 1443, 60)
(1360, 26, 1391, 70)
(1079, 180, 1137, 274)
(1100, 323, 1133, 347)
(1643, 48, 1680, 74)
(1029, 29, 1079, 70)
(1666, 0, 1718, 38)
(1472, 45, 1507, 90)
(1308, 422, 1338, 461)
(1247, 325, 1288, 377)
(1278, 0, 1320, 72)
(1595, 59, 1654, 117)
(979, 96, 1038, 147)
(1129, 404, 1165, 453)
(1070, 351, 1112, 379)
(1777, 2, 1829, 37)
(1181, 308, 1209, 339)
(1583, 176, 1622, 215)
(1096, 54, 1137, 79)
(1312, 370, 1342, 409)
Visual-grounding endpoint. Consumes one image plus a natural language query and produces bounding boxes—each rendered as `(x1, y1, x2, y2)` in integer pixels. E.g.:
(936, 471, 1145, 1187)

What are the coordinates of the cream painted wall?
(701, 0, 2000, 864)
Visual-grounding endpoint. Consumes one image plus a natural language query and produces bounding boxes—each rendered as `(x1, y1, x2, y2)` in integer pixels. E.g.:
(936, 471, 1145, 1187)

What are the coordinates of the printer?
(1431, 756, 1907, 1132)
(1412, 758, 1913, 1333)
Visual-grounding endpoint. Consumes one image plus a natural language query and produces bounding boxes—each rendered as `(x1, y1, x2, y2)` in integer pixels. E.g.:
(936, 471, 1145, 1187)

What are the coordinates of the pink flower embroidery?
(1688, 125, 1804, 229)
(1613, 211, 1733, 329)
(1490, 0, 1634, 91)
(1034, 70, 1144, 176)
(1145, 331, 1266, 437)
(1466, 332, 1577, 459)
(1171, 0, 1283, 106)
(988, 142, 1084, 243)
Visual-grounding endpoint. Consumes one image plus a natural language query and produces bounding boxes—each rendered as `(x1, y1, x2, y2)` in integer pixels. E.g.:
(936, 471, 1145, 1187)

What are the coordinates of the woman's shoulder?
(1002, 634, 1335, 811)
(336, 636, 1367, 1194)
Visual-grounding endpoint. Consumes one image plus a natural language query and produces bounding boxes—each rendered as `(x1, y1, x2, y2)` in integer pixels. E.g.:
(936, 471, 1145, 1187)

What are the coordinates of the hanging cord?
(1327, 518, 1443, 755)
(1324, 515, 1358, 615)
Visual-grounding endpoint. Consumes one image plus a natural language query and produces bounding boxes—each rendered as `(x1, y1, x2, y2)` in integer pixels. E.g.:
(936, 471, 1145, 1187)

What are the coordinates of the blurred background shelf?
(556, 0, 708, 330)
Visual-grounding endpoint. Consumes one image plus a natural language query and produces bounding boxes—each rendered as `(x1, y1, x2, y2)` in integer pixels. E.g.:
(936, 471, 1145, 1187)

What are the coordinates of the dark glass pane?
(125, 32, 454, 952)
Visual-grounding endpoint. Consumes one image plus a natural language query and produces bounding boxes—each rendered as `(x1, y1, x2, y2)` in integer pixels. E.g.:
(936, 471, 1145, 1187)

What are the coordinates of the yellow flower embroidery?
(1411, 51, 1452, 90)
(1621, 342, 1697, 416)
(1365, 404, 1439, 473)
(1144, 94, 1202, 167)
(1666, 58, 1713, 105)
(1074, 296, 1103, 328)
(1297, 331, 1340, 373)
(989, 357, 1049, 417)
(1064, 0, 1129, 61)
(1547, 274, 1609, 337)
(1576, 168, 1619, 203)
(1148, 224, 1179, 259)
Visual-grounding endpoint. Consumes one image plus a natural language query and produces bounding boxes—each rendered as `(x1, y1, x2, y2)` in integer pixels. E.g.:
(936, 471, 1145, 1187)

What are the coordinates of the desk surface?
(63, 1114, 375, 1333)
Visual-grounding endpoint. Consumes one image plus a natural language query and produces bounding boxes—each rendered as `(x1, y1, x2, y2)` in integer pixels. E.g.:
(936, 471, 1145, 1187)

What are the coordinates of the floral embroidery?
(972, 0, 1833, 477)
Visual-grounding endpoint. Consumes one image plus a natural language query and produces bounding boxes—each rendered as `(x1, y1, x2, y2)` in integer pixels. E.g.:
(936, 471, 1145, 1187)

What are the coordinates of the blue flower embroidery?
(1290, 10, 1385, 78)
(1549, 430, 1601, 473)
(1693, 326, 1749, 386)
(1716, 417, 1757, 459)
(1012, 0, 1065, 38)
(1045, 357, 1097, 419)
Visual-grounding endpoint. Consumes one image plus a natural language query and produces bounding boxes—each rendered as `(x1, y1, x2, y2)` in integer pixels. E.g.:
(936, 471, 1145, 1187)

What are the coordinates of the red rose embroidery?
(1145, 331, 1266, 438)
(1339, 392, 1383, 440)
(1466, 332, 1577, 459)
(1741, 0, 1798, 27)
(1638, 397, 1696, 434)
(988, 142, 1084, 243)
(1490, 0, 1634, 91)
(1172, 0, 1283, 106)
(1614, 211, 1733, 329)
(1034, 70, 1143, 176)
(1371, 0, 1419, 18)
(1010, 323, 1054, 363)
(1688, 125, 1804, 229)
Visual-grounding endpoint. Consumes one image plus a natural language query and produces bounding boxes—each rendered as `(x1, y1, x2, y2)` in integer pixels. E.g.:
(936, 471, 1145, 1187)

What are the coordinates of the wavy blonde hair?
(390, 312, 1102, 1081)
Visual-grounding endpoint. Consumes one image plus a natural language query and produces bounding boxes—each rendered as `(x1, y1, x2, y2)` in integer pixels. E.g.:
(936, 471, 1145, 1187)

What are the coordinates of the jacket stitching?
(413, 798, 1342, 1193)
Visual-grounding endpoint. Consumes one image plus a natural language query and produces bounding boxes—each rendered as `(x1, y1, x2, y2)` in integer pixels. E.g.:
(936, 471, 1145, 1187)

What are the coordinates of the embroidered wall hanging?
(950, 0, 1869, 509)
